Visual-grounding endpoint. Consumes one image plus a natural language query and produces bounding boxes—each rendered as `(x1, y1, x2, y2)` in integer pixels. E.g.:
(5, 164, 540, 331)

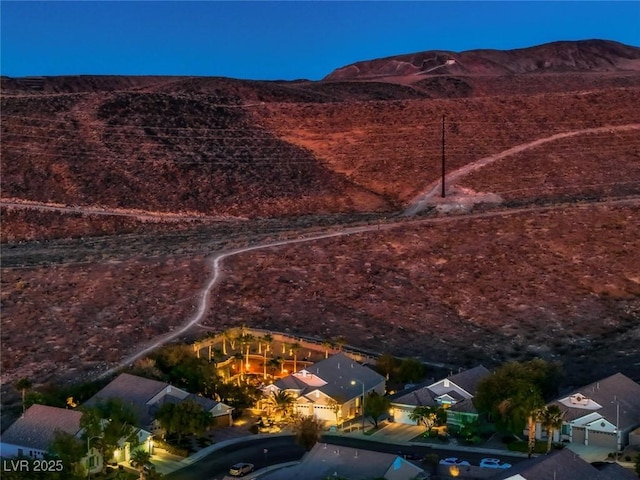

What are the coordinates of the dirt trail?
(38, 121, 636, 378)
(0, 199, 233, 223)
(100, 195, 640, 378)
(402, 123, 640, 216)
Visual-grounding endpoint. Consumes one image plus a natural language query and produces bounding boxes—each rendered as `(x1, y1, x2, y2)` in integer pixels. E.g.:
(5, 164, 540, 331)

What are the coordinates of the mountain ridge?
(324, 39, 640, 81)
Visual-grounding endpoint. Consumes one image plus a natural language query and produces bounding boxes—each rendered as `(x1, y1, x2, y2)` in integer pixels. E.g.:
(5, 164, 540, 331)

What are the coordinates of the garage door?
(589, 430, 616, 449)
(392, 407, 417, 425)
(572, 427, 586, 444)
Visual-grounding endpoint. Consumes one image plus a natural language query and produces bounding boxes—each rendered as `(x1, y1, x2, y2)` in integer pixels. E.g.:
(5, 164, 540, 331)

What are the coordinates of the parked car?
(397, 450, 420, 461)
(439, 457, 470, 466)
(229, 462, 254, 476)
(480, 458, 512, 469)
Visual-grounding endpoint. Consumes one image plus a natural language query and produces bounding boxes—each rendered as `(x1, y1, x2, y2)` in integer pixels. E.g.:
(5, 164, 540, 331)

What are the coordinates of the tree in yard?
(328, 398, 341, 427)
(233, 352, 244, 375)
(409, 405, 447, 432)
(238, 333, 255, 371)
(634, 452, 640, 476)
(363, 391, 390, 429)
(48, 430, 86, 479)
(376, 354, 398, 381)
(267, 391, 296, 421)
(216, 382, 259, 419)
(267, 357, 284, 377)
(225, 329, 237, 352)
(80, 398, 140, 471)
(398, 358, 426, 384)
(261, 334, 274, 379)
(496, 383, 545, 458)
(334, 336, 347, 352)
(130, 449, 152, 480)
(292, 415, 323, 451)
(291, 342, 301, 372)
(154, 399, 212, 444)
(539, 404, 565, 453)
(322, 339, 333, 359)
(474, 359, 561, 436)
(15, 377, 32, 415)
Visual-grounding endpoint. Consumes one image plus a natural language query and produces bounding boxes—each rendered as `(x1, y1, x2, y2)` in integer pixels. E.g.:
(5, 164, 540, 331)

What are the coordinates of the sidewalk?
(327, 421, 531, 458)
(150, 432, 292, 475)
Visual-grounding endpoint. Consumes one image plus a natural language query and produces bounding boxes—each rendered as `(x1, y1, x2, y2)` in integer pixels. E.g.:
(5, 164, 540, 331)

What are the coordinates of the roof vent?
(570, 394, 589, 406)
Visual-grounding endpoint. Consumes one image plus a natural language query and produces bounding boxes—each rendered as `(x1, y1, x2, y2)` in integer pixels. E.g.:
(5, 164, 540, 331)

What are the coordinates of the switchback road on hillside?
(402, 123, 640, 216)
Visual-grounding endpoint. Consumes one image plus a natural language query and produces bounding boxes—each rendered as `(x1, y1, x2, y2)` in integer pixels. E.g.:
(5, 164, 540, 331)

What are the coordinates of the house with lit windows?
(389, 365, 490, 428)
(535, 372, 640, 451)
(0, 404, 103, 475)
(261, 353, 386, 424)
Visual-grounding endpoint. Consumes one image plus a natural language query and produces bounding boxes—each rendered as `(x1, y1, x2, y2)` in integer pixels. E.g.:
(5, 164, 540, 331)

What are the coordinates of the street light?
(612, 397, 620, 461)
(86, 435, 102, 479)
(351, 379, 365, 433)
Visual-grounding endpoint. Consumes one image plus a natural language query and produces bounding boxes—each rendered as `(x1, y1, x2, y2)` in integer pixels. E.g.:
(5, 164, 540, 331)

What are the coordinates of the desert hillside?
(1, 39, 639, 392)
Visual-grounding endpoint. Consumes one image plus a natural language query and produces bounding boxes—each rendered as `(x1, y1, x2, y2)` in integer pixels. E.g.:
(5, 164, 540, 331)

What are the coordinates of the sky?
(1, 1, 639, 81)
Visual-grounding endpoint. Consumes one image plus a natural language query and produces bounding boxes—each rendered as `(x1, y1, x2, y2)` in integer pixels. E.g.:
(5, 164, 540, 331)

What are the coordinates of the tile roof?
(86, 373, 170, 427)
(446, 365, 490, 395)
(276, 353, 385, 403)
(391, 365, 489, 408)
(1, 404, 82, 451)
(489, 448, 611, 480)
(549, 373, 640, 429)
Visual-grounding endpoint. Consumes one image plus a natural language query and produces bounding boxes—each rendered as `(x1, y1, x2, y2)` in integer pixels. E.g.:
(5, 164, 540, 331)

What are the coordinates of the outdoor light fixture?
(351, 379, 365, 432)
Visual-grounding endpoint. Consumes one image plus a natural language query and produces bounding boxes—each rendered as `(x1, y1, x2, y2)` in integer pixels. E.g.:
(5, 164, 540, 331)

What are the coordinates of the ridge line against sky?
(1, 1, 639, 80)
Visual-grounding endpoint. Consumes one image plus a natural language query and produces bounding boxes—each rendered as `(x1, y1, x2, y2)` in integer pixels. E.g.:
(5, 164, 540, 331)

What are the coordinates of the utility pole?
(441, 114, 446, 198)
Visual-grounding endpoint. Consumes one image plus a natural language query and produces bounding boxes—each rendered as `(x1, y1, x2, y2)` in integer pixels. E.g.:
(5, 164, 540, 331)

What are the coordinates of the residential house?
(536, 372, 640, 450)
(260, 443, 426, 480)
(488, 447, 637, 480)
(85, 373, 233, 460)
(261, 353, 386, 424)
(0, 404, 103, 475)
(390, 365, 490, 428)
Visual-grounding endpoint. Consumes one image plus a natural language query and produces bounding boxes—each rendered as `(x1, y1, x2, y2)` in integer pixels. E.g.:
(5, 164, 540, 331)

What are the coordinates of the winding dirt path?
(402, 123, 640, 216)
(100, 194, 640, 378)
(89, 122, 640, 377)
(0, 199, 234, 223)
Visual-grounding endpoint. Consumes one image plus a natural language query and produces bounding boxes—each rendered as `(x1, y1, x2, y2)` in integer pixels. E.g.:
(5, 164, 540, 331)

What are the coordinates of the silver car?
(229, 462, 254, 476)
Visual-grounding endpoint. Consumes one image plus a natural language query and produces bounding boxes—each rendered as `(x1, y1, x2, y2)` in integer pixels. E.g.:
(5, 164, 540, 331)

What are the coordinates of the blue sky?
(2, 1, 639, 80)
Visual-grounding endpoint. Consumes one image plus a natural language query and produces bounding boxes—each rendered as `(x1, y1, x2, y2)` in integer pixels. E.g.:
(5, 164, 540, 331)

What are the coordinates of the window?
(561, 424, 570, 435)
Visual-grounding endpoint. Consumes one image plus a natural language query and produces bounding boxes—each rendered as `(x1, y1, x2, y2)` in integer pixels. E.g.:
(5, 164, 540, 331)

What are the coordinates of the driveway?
(370, 422, 425, 443)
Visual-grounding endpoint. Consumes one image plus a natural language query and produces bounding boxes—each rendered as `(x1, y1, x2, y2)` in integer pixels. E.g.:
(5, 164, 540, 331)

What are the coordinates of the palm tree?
(540, 404, 565, 453)
(261, 334, 274, 379)
(129, 449, 151, 480)
(291, 342, 302, 373)
(224, 329, 237, 352)
(263, 334, 274, 354)
(497, 386, 544, 458)
(268, 391, 295, 420)
(267, 357, 283, 378)
(322, 339, 332, 359)
(15, 378, 32, 415)
(335, 336, 347, 352)
(239, 333, 255, 371)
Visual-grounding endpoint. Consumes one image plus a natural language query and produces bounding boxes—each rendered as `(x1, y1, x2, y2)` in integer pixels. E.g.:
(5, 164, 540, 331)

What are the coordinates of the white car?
(439, 457, 470, 466)
(229, 462, 254, 476)
(480, 458, 512, 469)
